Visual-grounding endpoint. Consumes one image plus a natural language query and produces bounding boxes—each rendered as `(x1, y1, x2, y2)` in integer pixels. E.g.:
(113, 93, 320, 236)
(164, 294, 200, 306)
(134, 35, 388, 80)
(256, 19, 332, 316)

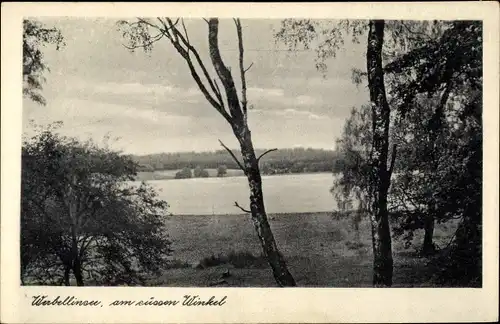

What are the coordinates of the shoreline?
(136, 170, 337, 182)
(165, 211, 335, 217)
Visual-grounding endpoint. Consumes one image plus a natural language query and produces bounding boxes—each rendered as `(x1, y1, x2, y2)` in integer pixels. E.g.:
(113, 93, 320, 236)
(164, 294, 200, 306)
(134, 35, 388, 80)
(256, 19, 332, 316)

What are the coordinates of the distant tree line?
(133, 148, 343, 175)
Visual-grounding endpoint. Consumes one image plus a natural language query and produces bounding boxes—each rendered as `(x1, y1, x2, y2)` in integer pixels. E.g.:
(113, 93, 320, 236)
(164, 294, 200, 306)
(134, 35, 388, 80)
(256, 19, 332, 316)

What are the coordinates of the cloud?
(282, 108, 324, 120)
(247, 87, 285, 98)
(250, 108, 325, 120)
(247, 87, 324, 109)
(87, 81, 201, 99)
(92, 82, 177, 96)
(53, 79, 206, 116)
(295, 95, 318, 106)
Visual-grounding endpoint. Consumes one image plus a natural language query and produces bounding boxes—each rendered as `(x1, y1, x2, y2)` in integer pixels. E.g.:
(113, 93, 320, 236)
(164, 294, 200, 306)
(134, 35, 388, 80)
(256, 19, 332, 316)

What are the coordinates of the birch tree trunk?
(366, 20, 394, 287)
(207, 19, 296, 287)
(235, 125, 296, 287)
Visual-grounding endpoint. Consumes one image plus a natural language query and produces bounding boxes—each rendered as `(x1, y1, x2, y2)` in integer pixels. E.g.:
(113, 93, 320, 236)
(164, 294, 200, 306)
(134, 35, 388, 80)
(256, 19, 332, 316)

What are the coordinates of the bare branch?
(234, 201, 251, 214)
(181, 19, 190, 45)
(202, 18, 209, 24)
(399, 21, 435, 44)
(235, 18, 248, 119)
(155, 18, 173, 39)
(257, 148, 278, 163)
(213, 78, 224, 108)
(121, 33, 163, 50)
(136, 18, 163, 31)
(208, 18, 244, 122)
(79, 235, 95, 260)
(218, 139, 246, 173)
(156, 18, 230, 123)
(166, 18, 180, 43)
(166, 18, 231, 122)
(244, 62, 254, 73)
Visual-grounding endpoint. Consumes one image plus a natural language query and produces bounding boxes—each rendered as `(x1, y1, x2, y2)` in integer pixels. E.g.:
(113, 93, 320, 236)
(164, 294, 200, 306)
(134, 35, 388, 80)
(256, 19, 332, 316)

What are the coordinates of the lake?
(140, 173, 337, 215)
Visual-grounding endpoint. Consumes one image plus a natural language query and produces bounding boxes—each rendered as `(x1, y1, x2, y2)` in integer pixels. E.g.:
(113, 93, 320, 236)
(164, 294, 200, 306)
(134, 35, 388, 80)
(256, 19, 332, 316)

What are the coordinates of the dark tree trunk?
(63, 265, 71, 286)
(71, 226, 84, 286)
(72, 259, 84, 286)
(454, 205, 481, 285)
(366, 20, 394, 287)
(422, 214, 435, 255)
(236, 126, 296, 287)
(452, 129, 482, 285)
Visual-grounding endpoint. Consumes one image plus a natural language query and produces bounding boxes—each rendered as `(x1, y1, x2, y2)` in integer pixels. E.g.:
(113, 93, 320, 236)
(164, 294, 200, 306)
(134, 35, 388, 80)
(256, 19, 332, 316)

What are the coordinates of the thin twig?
(257, 148, 278, 163)
(121, 34, 161, 50)
(234, 201, 251, 214)
(244, 62, 254, 73)
(218, 139, 246, 172)
(181, 19, 190, 45)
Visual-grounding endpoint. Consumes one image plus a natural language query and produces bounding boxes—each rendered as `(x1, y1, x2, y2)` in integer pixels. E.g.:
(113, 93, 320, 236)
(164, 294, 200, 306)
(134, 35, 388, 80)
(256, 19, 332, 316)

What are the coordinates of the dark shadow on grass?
(196, 250, 268, 269)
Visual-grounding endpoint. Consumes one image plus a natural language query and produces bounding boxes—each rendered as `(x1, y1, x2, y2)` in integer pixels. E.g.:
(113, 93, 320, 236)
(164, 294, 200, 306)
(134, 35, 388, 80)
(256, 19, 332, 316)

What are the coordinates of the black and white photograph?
(1, 2, 499, 323)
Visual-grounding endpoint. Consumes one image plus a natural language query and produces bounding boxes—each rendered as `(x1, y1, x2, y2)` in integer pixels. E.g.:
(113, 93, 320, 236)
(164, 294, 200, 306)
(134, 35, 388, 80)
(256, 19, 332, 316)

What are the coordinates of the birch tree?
(276, 19, 482, 286)
(276, 19, 398, 286)
(119, 18, 296, 287)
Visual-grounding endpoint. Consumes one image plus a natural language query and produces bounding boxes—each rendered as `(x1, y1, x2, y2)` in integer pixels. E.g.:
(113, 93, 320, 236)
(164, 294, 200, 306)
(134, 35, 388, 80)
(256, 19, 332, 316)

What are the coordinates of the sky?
(23, 18, 369, 155)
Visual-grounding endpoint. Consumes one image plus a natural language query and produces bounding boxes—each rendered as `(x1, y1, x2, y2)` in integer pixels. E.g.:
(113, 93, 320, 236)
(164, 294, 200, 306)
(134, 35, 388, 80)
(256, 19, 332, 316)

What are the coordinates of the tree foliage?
(193, 166, 209, 178)
(217, 164, 228, 177)
(277, 19, 482, 286)
(275, 19, 446, 77)
(175, 167, 193, 179)
(23, 19, 65, 106)
(21, 123, 172, 286)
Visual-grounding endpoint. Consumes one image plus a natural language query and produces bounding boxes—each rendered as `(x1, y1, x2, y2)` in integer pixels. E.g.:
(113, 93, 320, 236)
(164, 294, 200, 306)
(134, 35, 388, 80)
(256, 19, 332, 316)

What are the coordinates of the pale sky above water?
(23, 18, 369, 155)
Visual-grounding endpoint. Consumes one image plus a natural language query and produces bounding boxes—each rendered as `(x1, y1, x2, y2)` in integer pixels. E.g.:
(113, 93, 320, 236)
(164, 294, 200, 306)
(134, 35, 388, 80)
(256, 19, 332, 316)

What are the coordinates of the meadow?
(126, 173, 458, 287)
(152, 212, 457, 287)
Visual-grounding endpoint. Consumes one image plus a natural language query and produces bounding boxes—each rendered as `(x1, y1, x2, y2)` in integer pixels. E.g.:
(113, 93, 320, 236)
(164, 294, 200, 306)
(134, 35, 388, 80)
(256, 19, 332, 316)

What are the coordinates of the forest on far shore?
(131, 147, 343, 175)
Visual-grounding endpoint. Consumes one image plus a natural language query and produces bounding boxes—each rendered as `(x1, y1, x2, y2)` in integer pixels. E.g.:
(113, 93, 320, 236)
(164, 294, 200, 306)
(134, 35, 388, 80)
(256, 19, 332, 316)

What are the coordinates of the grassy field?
(151, 212, 458, 287)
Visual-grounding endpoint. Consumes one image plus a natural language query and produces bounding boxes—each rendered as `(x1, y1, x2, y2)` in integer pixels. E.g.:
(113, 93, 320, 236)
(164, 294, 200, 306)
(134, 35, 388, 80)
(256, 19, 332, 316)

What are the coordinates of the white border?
(1, 2, 498, 323)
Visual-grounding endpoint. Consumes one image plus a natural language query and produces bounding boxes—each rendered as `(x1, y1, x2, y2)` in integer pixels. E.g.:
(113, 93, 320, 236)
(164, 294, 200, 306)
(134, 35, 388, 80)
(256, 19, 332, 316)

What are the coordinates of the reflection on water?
(137, 173, 338, 215)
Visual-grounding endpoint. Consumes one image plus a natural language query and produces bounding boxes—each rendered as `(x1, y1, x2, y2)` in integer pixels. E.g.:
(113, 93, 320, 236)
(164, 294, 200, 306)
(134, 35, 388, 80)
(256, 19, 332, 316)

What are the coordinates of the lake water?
(140, 173, 337, 215)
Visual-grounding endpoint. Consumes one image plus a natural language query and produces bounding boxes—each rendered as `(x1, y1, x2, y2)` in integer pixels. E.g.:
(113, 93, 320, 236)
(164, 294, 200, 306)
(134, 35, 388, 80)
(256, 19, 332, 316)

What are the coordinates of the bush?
(193, 166, 209, 178)
(216, 164, 227, 177)
(175, 167, 192, 179)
